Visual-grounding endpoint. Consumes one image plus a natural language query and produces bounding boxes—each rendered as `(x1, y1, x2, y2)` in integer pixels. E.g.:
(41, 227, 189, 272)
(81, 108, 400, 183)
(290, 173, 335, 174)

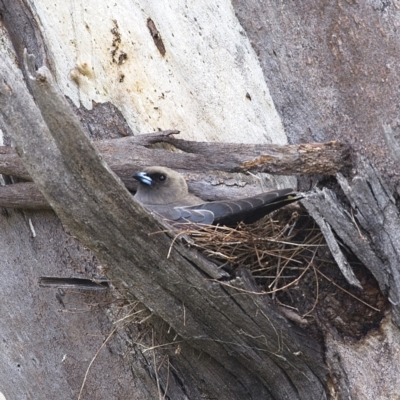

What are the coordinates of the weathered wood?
(303, 160, 400, 328)
(0, 182, 48, 209)
(337, 162, 400, 327)
(0, 149, 31, 180)
(5, 0, 400, 399)
(0, 135, 350, 182)
(230, 3, 400, 398)
(302, 195, 363, 289)
(0, 51, 328, 399)
(0, 2, 160, 399)
(0, 134, 350, 209)
(137, 135, 351, 175)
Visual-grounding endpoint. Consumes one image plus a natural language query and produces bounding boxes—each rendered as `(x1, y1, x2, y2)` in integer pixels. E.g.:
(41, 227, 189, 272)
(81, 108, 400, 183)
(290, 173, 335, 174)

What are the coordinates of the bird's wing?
(147, 205, 215, 226)
(149, 188, 301, 226)
(185, 188, 301, 225)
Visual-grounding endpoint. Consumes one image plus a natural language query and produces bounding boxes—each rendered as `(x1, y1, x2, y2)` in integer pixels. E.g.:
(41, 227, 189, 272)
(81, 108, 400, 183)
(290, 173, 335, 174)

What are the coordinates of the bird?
(133, 166, 302, 226)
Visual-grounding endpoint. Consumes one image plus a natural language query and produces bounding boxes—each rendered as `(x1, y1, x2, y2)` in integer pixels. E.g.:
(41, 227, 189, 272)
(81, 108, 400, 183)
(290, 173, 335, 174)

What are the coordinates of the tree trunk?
(1, 1, 400, 400)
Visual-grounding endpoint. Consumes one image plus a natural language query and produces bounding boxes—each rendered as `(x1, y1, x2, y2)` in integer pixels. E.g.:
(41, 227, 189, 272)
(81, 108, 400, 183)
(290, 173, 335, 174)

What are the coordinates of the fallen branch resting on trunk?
(0, 133, 350, 209)
(0, 131, 350, 182)
(0, 182, 47, 209)
(0, 133, 350, 182)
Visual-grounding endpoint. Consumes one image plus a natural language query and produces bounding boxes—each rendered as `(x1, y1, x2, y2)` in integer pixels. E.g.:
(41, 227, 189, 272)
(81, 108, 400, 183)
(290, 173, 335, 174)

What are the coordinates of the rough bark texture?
(0, 135, 350, 180)
(0, 51, 327, 399)
(303, 160, 400, 326)
(229, 3, 400, 396)
(0, 210, 142, 399)
(232, 0, 400, 192)
(0, 137, 350, 209)
(1, 0, 400, 399)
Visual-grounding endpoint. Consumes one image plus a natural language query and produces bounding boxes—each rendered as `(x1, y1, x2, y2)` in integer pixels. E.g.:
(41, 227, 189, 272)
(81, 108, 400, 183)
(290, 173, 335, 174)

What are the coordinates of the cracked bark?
(0, 134, 349, 209)
(0, 51, 327, 399)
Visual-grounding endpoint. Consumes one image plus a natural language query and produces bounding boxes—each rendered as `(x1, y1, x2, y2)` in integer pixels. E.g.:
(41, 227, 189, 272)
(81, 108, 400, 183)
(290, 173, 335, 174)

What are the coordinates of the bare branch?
(0, 135, 350, 182)
(0, 182, 47, 209)
(0, 134, 350, 209)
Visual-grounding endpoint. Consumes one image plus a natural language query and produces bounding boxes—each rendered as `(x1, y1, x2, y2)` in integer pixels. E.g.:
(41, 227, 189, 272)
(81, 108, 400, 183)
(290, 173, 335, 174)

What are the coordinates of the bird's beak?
(133, 172, 152, 186)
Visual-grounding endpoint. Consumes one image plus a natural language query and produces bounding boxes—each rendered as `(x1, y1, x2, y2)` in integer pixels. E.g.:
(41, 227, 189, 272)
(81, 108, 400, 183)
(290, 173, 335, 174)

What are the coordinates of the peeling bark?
(303, 159, 400, 328)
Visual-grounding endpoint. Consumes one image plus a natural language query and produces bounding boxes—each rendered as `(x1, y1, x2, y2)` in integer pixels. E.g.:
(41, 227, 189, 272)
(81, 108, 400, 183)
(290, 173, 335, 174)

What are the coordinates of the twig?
(316, 269, 380, 312)
(78, 327, 117, 400)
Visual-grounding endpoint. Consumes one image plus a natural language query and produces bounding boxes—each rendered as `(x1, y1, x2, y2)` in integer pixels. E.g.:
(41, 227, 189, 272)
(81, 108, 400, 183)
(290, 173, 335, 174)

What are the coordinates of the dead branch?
(0, 182, 47, 209)
(0, 50, 327, 400)
(0, 134, 350, 209)
(0, 135, 350, 180)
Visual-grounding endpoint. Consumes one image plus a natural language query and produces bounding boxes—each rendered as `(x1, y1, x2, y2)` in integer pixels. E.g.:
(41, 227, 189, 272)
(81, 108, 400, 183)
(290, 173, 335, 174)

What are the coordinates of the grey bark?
(0, 134, 350, 180)
(1, 0, 400, 399)
(0, 50, 327, 400)
(303, 159, 400, 328)
(232, 0, 400, 193)
(0, 137, 350, 209)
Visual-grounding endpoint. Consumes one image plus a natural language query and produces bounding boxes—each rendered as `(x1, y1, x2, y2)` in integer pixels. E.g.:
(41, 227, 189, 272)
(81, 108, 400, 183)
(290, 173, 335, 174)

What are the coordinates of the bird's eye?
(158, 174, 166, 181)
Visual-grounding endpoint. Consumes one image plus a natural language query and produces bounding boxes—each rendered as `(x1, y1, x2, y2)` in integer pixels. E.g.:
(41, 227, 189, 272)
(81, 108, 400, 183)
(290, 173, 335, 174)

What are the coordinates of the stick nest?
(183, 205, 325, 295)
(157, 203, 386, 338)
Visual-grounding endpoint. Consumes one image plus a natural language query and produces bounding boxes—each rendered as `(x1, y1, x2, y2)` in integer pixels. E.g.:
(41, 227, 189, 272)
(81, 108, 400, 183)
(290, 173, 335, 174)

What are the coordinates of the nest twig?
(170, 205, 381, 319)
(181, 207, 326, 294)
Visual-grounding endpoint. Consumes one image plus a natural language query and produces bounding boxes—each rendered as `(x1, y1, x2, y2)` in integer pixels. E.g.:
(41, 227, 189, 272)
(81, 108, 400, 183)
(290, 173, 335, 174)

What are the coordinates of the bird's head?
(133, 166, 189, 205)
